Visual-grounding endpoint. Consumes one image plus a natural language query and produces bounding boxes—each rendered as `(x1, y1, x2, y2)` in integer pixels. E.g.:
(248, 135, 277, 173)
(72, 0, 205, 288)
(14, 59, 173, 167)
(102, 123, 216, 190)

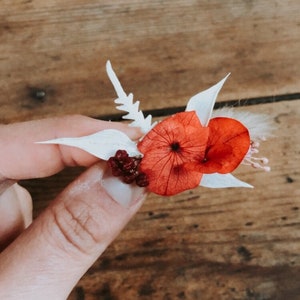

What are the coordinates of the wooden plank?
(0, 1, 299, 123)
(21, 100, 300, 300)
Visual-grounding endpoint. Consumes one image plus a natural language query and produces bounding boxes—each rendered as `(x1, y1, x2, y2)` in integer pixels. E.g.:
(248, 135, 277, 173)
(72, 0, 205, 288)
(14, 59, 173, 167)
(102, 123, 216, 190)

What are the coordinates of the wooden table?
(1, 1, 299, 299)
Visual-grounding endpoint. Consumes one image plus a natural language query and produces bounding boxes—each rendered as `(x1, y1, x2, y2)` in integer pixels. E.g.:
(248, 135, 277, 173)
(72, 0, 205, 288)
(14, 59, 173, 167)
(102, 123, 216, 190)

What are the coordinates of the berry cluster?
(108, 150, 149, 187)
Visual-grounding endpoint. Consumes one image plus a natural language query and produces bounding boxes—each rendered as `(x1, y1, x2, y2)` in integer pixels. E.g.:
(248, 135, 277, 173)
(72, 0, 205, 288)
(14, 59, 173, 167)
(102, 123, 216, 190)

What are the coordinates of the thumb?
(0, 162, 146, 299)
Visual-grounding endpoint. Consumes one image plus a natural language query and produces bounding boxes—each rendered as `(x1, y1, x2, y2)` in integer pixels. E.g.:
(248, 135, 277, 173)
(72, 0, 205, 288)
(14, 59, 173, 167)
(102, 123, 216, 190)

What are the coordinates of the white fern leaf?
(121, 101, 140, 119)
(106, 61, 154, 134)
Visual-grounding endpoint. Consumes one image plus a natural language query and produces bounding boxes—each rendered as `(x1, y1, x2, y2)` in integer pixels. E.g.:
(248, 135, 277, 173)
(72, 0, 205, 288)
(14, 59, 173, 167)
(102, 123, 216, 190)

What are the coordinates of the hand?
(0, 115, 146, 299)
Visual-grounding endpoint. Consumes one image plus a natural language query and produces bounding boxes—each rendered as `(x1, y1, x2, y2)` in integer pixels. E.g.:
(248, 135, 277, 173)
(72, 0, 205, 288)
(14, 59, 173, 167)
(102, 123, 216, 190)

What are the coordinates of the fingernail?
(0, 179, 16, 195)
(101, 168, 146, 208)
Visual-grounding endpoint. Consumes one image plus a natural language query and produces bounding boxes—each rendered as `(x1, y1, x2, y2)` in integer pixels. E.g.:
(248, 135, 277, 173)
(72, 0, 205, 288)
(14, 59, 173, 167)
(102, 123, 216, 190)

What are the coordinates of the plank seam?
(97, 93, 300, 121)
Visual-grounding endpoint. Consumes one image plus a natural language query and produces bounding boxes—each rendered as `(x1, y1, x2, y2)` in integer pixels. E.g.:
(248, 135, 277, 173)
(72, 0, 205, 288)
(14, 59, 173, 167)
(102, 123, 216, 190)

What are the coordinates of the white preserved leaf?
(200, 173, 253, 188)
(186, 74, 230, 126)
(106, 61, 154, 134)
(36, 129, 140, 160)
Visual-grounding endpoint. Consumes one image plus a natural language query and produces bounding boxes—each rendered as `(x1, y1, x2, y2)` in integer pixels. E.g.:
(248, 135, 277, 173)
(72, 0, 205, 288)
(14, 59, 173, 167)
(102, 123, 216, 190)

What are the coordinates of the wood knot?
(29, 87, 47, 102)
(237, 246, 252, 261)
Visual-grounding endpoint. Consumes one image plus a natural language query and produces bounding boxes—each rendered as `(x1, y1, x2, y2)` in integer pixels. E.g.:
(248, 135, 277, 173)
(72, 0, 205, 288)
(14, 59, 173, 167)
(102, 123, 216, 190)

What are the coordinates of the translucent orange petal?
(197, 117, 250, 174)
(138, 111, 208, 195)
(140, 152, 203, 196)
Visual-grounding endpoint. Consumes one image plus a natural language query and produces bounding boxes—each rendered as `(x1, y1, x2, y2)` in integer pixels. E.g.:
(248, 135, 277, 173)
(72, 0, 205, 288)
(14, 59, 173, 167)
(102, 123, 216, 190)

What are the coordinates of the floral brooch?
(38, 61, 271, 204)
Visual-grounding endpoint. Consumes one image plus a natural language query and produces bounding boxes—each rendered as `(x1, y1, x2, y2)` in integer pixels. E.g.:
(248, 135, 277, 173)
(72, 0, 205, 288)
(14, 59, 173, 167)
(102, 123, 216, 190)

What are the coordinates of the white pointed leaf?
(186, 74, 230, 126)
(36, 129, 140, 160)
(199, 173, 253, 188)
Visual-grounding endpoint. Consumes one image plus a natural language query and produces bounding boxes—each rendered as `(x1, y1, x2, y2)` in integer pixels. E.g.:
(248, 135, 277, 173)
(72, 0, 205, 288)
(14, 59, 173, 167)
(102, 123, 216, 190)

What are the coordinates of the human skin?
(0, 115, 146, 299)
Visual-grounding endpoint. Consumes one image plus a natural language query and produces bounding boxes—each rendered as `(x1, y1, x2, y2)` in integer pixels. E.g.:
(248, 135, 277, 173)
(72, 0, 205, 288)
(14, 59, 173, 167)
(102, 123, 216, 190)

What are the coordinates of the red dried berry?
(123, 174, 137, 184)
(136, 173, 149, 187)
(108, 150, 149, 187)
(122, 158, 136, 172)
(107, 157, 121, 176)
(115, 150, 128, 160)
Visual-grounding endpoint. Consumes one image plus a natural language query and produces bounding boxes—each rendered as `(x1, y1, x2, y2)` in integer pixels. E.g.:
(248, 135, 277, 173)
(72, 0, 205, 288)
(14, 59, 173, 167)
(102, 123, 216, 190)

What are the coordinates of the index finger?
(0, 115, 140, 181)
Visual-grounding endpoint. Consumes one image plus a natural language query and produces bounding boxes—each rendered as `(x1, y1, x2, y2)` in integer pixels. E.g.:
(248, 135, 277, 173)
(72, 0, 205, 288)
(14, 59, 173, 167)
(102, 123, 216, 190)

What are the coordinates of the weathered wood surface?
(1, 0, 300, 299)
(22, 100, 300, 300)
(0, 0, 299, 123)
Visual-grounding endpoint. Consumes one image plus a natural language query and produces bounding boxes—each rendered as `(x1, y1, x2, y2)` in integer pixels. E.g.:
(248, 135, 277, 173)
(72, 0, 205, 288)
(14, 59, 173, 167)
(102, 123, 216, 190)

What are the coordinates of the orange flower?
(138, 111, 209, 196)
(138, 114, 251, 195)
(194, 117, 250, 174)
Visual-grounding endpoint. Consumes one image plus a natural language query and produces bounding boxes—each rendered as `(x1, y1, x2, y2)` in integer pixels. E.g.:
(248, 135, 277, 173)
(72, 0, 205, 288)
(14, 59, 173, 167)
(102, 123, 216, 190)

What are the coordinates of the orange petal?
(138, 111, 208, 195)
(141, 153, 203, 196)
(198, 117, 250, 174)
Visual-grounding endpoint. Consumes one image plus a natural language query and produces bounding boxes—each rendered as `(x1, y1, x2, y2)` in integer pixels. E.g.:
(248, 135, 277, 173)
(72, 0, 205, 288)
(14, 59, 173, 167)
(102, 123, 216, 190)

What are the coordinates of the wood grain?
(21, 100, 300, 300)
(2, 1, 299, 298)
(0, 0, 299, 123)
